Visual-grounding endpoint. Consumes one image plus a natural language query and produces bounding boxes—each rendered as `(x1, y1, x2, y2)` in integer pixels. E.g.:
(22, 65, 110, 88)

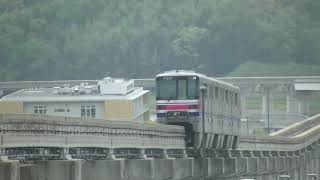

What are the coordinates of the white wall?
(23, 101, 105, 119)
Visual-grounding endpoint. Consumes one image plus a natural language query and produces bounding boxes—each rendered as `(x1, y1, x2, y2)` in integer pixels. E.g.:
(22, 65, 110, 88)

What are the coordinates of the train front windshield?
(156, 76, 199, 100)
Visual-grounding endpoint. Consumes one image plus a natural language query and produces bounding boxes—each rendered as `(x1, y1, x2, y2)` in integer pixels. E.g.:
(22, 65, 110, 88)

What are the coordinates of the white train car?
(156, 70, 240, 150)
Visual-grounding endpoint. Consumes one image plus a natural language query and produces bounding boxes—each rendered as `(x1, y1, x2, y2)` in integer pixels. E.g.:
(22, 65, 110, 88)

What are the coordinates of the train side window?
(203, 83, 208, 98)
(231, 92, 234, 106)
(221, 89, 225, 107)
(201, 83, 208, 99)
(209, 86, 213, 111)
(225, 90, 229, 104)
(215, 87, 219, 99)
(212, 87, 214, 98)
(235, 93, 238, 106)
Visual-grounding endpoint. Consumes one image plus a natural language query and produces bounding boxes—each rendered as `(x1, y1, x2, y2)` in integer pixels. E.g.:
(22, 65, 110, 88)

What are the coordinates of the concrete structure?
(1, 77, 320, 179)
(0, 77, 150, 122)
(134, 77, 320, 118)
(1, 113, 320, 179)
(218, 77, 320, 117)
(241, 113, 308, 135)
(1, 144, 320, 180)
(1, 158, 196, 180)
(133, 77, 320, 133)
(1, 76, 320, 114)
(0, 114, 185, 161)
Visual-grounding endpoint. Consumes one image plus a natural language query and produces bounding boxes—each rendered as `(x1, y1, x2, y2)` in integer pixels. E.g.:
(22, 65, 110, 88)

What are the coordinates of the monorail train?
(156, 70, 240, 150)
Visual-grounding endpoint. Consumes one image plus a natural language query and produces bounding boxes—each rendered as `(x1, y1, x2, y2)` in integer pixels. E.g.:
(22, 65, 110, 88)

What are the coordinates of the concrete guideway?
(1, 158, 196, 180)
(1, 113, 320, 179)
(0, 114, 186, 160)
(239, 113, 320, 151)
(271, 114, 320, 138)
(203, 113, 320, 179)
(1, 147, 320, 180)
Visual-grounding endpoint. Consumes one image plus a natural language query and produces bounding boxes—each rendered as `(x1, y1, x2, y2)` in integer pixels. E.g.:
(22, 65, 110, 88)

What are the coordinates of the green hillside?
(228, 62, 320, 77)
(0, 0, 319, 80)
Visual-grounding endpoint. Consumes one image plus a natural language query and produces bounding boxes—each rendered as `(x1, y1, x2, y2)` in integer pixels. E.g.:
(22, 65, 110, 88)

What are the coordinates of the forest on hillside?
(0, 0, 319, 80)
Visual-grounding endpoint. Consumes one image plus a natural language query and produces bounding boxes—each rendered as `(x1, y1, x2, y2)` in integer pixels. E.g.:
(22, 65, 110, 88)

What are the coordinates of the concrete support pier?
(5, 158, 195, 180)
(1, 151, 320, 180)
(0, 161, 20, 180)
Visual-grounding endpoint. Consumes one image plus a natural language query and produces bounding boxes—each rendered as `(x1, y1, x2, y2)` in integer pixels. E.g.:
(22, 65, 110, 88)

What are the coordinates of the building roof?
(294, 83, 320, 91)
(1, 87, 148, 102)
(1, 77, 149, 102)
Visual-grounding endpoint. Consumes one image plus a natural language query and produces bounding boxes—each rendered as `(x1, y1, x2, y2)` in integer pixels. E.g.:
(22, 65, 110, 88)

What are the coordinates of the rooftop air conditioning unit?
(98, 77, 134, 95)
(53, 87, 60, 95)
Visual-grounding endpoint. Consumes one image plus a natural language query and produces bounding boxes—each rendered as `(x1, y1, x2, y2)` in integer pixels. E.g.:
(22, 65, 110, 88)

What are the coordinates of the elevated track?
(1, 113, 320, 180)
(1, 113, 320, 161)
(270, 114, 320, 138)
(0, 114, 185, 160)
(239, 114, 320, 152)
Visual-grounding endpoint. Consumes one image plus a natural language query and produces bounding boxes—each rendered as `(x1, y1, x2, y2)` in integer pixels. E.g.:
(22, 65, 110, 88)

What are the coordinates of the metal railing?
(239, 114, 320, 151)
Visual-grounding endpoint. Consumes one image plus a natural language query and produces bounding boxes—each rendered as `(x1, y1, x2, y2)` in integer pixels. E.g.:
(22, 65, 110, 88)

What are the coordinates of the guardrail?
(239, 114, 320, 151)
(0, 114, 185, 150)
(270, 114, 320, 137)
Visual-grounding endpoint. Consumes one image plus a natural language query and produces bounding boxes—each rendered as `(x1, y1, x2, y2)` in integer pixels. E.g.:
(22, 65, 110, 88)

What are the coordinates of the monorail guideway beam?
(2, 113, 320, 179)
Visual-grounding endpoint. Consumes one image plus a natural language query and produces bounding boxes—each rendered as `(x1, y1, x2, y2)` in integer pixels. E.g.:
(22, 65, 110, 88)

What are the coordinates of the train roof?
(156, 70, 239, 90)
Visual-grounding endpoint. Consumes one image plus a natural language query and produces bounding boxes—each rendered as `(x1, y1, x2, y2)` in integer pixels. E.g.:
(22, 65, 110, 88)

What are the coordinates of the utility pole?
(200, 85, 207, 180)
(246, 116, 249, 135)
(267, 87, 270, 134)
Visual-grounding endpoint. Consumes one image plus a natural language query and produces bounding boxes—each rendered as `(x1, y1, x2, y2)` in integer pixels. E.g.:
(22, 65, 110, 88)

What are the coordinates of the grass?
(245, 96, 287, 112)
(272, 98, 287, 112)
(245, 96, 262, 110)
(229, 62, 320, 115)
(228, 62, 320, 76)
(310, 96, 320, 115)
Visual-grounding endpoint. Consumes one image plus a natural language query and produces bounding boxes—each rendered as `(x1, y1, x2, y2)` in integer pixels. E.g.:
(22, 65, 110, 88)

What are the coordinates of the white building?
(0, 77, 150, 122)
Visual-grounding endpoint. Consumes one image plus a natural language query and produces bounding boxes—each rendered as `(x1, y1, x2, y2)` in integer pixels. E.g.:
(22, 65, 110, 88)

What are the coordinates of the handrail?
(240, 114, 320, 151)
(270, 114, 320, 137)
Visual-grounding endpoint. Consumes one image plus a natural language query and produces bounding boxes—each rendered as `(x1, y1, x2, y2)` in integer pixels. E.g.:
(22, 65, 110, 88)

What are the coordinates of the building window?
(81, 105, 96, 118)
(81, 106, 85, 117)
(91, 106, 96, 117)
(34, 106, 47, 115)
